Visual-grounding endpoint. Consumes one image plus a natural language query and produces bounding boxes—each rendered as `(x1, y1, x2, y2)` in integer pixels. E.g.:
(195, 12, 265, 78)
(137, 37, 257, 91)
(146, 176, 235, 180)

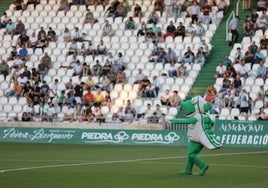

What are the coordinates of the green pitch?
(0, 143, 267, 188)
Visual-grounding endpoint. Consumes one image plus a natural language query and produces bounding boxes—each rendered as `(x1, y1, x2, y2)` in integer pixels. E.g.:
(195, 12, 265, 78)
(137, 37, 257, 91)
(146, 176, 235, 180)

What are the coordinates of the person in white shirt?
(143, 103, 154, 119)
(45, 102, 56, 122)
(236, 60, 250, 77)
(255, 14, 267, 34)
(62, 103, 75, 122)
(152, 75, 160, 97)
(215, 61, 226, 78)
(189, 0, 201, 24)
(49, 79, 58, 103)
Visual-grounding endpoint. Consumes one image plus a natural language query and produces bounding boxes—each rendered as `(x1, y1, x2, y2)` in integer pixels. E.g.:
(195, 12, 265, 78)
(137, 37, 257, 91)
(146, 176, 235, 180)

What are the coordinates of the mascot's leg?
(188, 141, 209, 176)
(180, 141, 209, 176)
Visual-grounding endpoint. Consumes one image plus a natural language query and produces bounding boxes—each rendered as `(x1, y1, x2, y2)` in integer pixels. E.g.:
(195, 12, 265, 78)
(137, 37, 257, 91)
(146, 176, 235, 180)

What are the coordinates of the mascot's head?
(177, 96, 212, 117)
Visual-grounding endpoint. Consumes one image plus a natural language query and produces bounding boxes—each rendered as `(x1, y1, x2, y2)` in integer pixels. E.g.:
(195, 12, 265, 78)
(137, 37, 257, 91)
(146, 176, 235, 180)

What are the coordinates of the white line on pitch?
(0, 150, 267, 173)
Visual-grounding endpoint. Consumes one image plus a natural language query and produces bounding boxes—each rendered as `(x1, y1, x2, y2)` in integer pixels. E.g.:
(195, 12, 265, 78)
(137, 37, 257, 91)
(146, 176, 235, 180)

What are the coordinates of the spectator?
(257, 0, 267, 11)
(112, 106, 125, 122)
(25, 0, 40, 9)
(215, 61, 226, 79)
(96, 40, 107, 55)
(201, 1, 211, 28)
(17, 30, 29, 48)
(83, 88, 95, 106)
(13, 0, 25, 11)
(185, 21, 196, 38)
(116, 68, 126, 84)
(21, 112, 31, 122)
(124, 16, 135, 30)
(136, 21, 148, 36)
(194, 47, 206, 65)
(161, 89, 171, 106)
(239, 89, 250, 119)
(164, 0, 174, 20)
(152, 75, 160, 97)
(154, 0, 164, 16)
(112, 2, 126, 22)
(57, 0, 69, 15)
(72, 27, 83, 42)
(14, 20, 25, 36)
(243, 20, 254, 40)
(176, 61, 187, 78)
(62, 27, 72, 43)
(0, 12, 10, 29)
(255, 14, 267, 34)
(163, 21, 176, 41)
(220, 74, 231, 92)
(106, 68, 117, 86)
(124, 99, 136, 117)
(236, 60, 250, 77)
(138, 75, 151, 98)
(101, 20, 115, 38)
(133, 3, 142, 21)
(195, 21, 205, 38)
(181, 46, 195, 64)
(232, 75, 242, 92)
(260, 35, 268, 49)
(94, 88, 104, 107)
(255, 107, 268, 120)
(0, 60, 10, 79)
(5, 80, 22, 100)
(217, 0, 228, 12)
(62, 103, 75, 122)
(168, 61, 177, 77)
(47, 27, 56, 42)
(83, 9, 97, 27)
(168, 90, 181, 107)
(257, 61, 267, 80)
(188, 0, 201, 24)
(175, 22, 186, 39)
(147, 10, 159, 24)
(101, 90, 111, 108)
(105, 0, 120, 17)
(2, 19, 15, 39)
(229, 15, 240, 47)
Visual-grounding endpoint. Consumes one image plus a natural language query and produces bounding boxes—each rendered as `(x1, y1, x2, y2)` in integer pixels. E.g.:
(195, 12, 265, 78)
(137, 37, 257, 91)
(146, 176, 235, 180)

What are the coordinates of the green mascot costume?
(170, 96, 222, 176)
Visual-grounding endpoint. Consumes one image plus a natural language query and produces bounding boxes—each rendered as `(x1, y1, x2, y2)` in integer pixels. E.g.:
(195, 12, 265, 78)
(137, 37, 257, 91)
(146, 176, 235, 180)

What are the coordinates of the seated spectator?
(113, 2, 126, 21)
(101, 90, 111, 108)
(144, 28, 156, 42)
(5, 80, 22, 99)
(147, 10, 159, 24)
(82, 104, 93, 122)
(255, 14, 267, 34)
(62, 103, 75, 122)
(181, 46, 195, 64)
(168, 90, 181, 107)
(29, 32, 38, 49)
(176, 61, 187, 78)
(136, 21, 148, 36)
(174, 22, 186, 39)
(116, 68, 126, 84)
(232, 75, 242, 92)
(21, 112, 32, 121)
(214, 61, 226, 79)
(243, 20, 254, 40)
(72, 27, 83, 42)
(124, 16, 135, 30)
(25, 0, 39, 9)
(13, 0, 25, 11)
(112, 106, 125, 122)
(96, 40, 107, 55)
(220, 74, 231, 92)
(165, 47, 177, 64)
(83, 9, 97, 27)
(105, 0, 120, 17)
(96, 75, 111, 91)
(17, 31, 29, 47)
(0, 12, 10, 29)
(2, 19, 15, 39)
(0, 60, 10, 79)
(94, 88, 104, 106)
(133, 3, 142, 21)
(106, 68, 117, 86)
(236, 60, 250, 77)
(195, 21, 205, 38)
(168, 61, 177, 77)
(185, 21, 196, 38)
(255, 107, 268, 120)
(47, 27, 56, 42)
(160, 89, 171, 106)
(57, 0, 69, 15)
(257, 0, 267, 11)
(260, 35, 268, 49)
(256, 61, 267, 80)
(138, 75, 151, 98)
(63, 27, 72, 43)
(194, 47, 206, 65)
(14, 20, 25, 36)
(163, 21, 176, 41)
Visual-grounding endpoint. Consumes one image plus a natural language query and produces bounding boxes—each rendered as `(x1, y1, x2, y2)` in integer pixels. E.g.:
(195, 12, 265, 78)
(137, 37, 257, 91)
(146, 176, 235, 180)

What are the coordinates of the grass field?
(0, 143, 267, 188)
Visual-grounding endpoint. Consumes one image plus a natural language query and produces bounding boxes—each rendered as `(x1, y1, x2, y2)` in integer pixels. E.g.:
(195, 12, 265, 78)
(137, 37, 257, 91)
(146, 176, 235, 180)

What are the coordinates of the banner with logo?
(214, 120, 268, 147)
(0, 127, 188, 146)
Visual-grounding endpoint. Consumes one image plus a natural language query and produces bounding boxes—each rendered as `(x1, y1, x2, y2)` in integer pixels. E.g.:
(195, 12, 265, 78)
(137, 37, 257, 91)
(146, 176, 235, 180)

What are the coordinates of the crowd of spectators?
(0, 0, 230, 123)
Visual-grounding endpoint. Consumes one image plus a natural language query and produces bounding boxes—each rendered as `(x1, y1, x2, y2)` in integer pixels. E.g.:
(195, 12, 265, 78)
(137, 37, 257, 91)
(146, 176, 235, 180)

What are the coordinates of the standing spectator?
(229, 15, 239, 47)
(152, 75, 160, 97)
(154, 0, 164, 16)
(164, 0, 174, 20)
(201, 1, 211, 28)
(188, 0, 201, 24)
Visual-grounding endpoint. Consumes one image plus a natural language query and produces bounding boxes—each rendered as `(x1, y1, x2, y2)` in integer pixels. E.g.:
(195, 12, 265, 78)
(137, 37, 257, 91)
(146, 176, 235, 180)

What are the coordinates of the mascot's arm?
(170, 117, 197, 124)
(203, 116, 214, 129)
